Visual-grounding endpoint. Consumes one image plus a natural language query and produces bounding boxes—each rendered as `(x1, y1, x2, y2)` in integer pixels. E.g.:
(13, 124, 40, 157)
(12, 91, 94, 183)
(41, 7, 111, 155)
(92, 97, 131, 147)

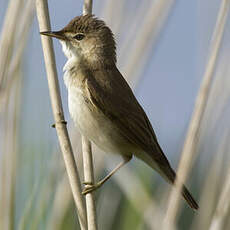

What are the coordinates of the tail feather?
(182, 185, 199, 210)
(136, 150, 199, 209)
(152, 143, 199, 210)
(163, 165, 199, 210)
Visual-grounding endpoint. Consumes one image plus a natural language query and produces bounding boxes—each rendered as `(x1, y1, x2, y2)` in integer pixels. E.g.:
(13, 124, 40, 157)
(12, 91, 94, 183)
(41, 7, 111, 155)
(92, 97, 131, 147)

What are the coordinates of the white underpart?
(60, 41, 133, 156)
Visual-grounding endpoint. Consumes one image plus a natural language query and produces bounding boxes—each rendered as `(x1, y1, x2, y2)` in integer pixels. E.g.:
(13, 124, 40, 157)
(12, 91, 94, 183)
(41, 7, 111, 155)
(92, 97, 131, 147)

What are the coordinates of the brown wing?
(85, 65, 169, 164)
(85, 66, 199, 210)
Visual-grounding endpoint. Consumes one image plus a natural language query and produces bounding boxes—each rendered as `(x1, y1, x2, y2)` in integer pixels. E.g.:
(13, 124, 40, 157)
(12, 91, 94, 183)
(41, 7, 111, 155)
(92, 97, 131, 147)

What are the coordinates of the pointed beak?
(40, 30, 67, 40)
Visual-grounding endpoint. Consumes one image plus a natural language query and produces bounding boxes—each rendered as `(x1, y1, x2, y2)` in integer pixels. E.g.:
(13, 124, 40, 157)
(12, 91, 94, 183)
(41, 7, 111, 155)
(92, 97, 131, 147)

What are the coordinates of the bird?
(40, 14, 198, 210)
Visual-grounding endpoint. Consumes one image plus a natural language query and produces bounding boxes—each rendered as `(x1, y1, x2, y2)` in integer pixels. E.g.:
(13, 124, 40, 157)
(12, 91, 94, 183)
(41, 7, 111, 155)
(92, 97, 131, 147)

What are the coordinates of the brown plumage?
(85, 64, 198, 210)
(61, 15, 117, 65)
(40, 14, 198, 210)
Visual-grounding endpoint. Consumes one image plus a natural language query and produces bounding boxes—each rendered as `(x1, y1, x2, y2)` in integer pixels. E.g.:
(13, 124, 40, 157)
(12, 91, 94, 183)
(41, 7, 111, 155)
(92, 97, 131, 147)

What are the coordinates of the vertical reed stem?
(35, 0, 87, 229)
(81, 1, 98, 230)
(82, 137, 98, 230)
(164, 0, 230, 228)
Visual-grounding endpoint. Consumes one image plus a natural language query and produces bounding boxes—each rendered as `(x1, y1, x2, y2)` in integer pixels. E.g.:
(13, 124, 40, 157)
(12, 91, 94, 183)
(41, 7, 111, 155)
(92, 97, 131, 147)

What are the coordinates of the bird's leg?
(82, 155, 132, 195)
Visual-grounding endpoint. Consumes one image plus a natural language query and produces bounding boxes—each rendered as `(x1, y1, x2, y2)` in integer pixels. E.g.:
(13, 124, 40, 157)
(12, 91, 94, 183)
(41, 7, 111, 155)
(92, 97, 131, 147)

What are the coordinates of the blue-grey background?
(0, 0, 226, 229)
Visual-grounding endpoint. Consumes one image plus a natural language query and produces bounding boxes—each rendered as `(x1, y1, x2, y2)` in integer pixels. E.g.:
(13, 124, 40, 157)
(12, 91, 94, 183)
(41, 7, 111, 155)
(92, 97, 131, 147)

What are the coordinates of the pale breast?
(64, 68, 93, 135)
(66, 79, 134, 158)
(63, 55, 134, 156)
(67, 84, 128, 154)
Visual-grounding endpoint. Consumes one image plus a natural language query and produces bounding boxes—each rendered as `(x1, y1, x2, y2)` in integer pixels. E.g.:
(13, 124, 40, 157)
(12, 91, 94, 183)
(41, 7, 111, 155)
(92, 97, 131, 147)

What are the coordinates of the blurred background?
(1, 0, 230, 229)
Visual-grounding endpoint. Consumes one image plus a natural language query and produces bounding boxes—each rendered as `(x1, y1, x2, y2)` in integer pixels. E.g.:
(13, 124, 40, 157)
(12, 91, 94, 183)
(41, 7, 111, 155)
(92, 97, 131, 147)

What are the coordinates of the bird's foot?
(82, 181, 102, 195)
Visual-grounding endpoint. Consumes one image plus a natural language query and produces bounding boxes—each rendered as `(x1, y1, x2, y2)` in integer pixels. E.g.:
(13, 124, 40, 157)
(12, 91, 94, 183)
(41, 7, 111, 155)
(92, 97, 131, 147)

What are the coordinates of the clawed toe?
(82, 181, 102, 195)
(83, 181, 93, 186)
(82, 184, 98, 195)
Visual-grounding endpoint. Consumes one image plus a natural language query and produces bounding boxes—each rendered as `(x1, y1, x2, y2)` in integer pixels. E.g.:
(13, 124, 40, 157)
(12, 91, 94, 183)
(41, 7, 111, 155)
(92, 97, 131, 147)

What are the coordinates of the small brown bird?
(40, 14, 198, 210)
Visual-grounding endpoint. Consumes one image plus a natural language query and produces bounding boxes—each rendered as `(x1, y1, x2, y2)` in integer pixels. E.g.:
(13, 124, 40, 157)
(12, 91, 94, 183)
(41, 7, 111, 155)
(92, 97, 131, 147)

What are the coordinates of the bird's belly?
(68, 87, 133, 156)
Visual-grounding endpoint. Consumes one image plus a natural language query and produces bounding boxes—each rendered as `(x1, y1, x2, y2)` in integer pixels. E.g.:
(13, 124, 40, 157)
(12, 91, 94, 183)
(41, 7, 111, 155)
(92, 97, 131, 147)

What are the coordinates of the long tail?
(137, 150, 199, 210)
(181, 184, 199, 210)
(161, 164, 199, 210)
(154, 142, 199, 210)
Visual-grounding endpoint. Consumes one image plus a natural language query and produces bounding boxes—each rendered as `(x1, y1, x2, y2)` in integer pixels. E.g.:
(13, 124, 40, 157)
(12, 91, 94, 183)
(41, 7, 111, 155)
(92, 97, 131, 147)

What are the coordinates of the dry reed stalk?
(0, 0, 34, 112)
(10, 76, 22, 230)
(209, 184, 230, 230)
(205, 54, 230, 127)
(81, 1, 98, 229)
(192, 133, 228, 230)
(121, 0, 175, 86)
(0, 83, 18, 230)
(83, 0, 93, 15)
(35, 0, 87, 229)
(0, 0, 23, 88)
(8, 0, 35, 78)
(47, 136, 104, 229)
(164, 0, 230, 228)
(98, 0, 125, 35)
(117, 1, 150, 62)
(0, 2, 34, 229)
(208, 134, 230, 230)
(0, 99, 10, 230)
(82, 137, 98, 230)
(197, 51, 230, 133)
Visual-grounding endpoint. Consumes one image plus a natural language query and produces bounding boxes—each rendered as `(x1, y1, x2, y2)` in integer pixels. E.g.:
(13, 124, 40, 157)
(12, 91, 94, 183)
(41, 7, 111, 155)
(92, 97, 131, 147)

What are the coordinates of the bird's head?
(40, 14, 116, 68)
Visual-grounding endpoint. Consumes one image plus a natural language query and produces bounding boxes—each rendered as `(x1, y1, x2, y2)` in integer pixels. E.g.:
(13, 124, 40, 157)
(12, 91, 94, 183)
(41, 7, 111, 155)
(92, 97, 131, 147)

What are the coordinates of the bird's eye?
(73, 33, 85, 41)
